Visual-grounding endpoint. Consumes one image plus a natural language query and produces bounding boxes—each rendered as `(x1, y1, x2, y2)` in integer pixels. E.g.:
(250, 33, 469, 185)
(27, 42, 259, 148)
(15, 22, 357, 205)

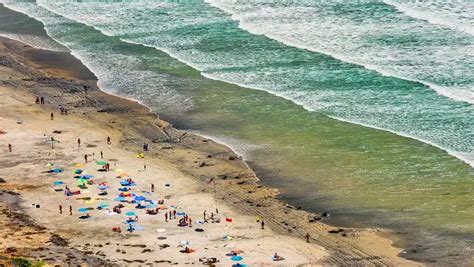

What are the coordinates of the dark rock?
(0, 178, 5, 183)
(49, 234, 68, 246)
(322, 212, 330, 217)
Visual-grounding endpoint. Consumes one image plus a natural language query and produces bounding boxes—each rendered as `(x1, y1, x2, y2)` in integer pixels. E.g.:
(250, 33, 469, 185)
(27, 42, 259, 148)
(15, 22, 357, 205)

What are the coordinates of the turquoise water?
(1, 1, 473, 263)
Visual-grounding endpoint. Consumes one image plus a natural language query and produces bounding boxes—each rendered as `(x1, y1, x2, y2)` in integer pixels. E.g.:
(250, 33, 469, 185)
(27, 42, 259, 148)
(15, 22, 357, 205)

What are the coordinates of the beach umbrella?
(118, 187, 129, 192)
(52, 168, 64, 173)
(97, 203, 108, 209)
(134, 196, 146, 201)
(53, 181, 64, 185)
(156, 228, 166, 233)
(223, 235, 233, 241)
(96, 160, 107, 166)
(114, 196, 125, 202)
(231, 256, 243, 261)
(179, 240, 189, 247)
(176, 211, 186, 216)
(78, 207, 89, 213)
(125, 211, 136, 216)
(76, 178, 87, 185)
(98, 184, 108, 190)
(81, 174, 94, 179)
(232, 264, 247, 267)
(74, 169, 83, 174)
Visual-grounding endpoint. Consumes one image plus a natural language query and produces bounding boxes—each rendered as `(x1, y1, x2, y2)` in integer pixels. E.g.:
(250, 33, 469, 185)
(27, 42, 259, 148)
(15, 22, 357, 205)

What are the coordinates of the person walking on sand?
(69, 205, 72, 215)
(40, 96, 44, 104)
(151, 183, 154, 192)
(107, 136, 111, 145)
(100, 151, 103, 159)
(50, 112, 54, 120)
(261, 220, 265, 230)
(165, 212, 168, 222)
(173, 210, 177, 219)
(8, 143, 12, 152)
(305, 233, 311, 243)
(77, 138, 81, 147)
(59, 205, 62, 214)
(84, 154, 88, 163)
(189, 217, 192, 227)
(35, 97, 40, 104)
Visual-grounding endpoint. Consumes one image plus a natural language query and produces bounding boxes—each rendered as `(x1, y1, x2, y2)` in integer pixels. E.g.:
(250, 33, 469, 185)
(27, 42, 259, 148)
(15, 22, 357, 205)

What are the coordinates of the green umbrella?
(76, 178, 87, 185)
(96, 160, 107, 166)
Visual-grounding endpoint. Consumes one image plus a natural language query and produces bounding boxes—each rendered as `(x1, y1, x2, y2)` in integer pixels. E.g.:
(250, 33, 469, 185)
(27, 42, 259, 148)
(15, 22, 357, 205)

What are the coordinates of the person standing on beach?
(77, 138, 81, 147)
(261, 220, 265, 230)
(59, 205, 62, 214)
(151, 183, 154, 192)
(40, 96, 44, 104)
(173, 210, 177, 219)
(165, 212, 168, 222)
(84, 85, 88, 94)
(8, 143, 12, 152)
(69, 205, 72, 215)
(203, 210, 207, 222)
(35, 97, 40, 104)
(100, 151, 103, 159)
(305, 233, 311, 243)
(84, 154, 88, 163)
(107, 136, 111, 145)
(50, 112, 54, 120)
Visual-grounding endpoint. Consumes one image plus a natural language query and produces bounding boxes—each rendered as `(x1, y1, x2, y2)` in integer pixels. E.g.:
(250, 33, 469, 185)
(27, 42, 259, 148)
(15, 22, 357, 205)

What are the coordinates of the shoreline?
(0, 37, 421, 266)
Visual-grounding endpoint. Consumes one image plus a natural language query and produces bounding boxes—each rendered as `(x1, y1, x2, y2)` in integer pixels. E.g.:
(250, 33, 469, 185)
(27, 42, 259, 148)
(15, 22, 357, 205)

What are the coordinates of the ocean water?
(1, 1, 473, 263)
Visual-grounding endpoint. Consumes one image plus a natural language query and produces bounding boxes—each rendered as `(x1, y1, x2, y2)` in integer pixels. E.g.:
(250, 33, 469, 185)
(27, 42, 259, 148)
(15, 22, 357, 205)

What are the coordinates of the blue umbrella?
(97, 203, 108, 209)
(232, 264, 247, 267)
(118, 187, 129, 192)
(53, 181, 64, 185)
(78, 207, 89, 213)
(98, 185, 108, 190)
(74, 169, 83, 174)
(231, 256, 243, 261)
(52, 168, 64, 173)
(125, 211, 136, 216)
(114, 196, 125, 202)
(135, 196, 146, 201)
(81, 174, 94, 179)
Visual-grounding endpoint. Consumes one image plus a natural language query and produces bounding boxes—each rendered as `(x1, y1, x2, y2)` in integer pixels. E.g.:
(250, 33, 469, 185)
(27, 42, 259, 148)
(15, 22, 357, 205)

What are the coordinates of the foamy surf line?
(205, 0, 474, 105)
(7, 2, 473, 168)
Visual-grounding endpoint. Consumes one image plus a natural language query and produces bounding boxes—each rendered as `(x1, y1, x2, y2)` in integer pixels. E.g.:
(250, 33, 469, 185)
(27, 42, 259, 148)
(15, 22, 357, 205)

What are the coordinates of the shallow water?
(1, 1, 473, 264)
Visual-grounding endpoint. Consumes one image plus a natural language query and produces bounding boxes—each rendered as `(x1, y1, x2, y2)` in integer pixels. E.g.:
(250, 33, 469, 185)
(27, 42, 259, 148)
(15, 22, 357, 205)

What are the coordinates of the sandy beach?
(0, 37, 421, 266)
